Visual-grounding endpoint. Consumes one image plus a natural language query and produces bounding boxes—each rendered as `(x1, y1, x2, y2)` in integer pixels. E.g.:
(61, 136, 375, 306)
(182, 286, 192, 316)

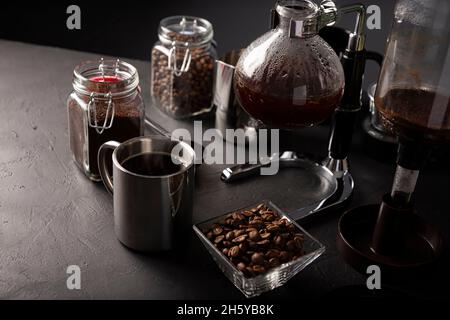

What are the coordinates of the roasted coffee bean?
(251, 252, 265, 265)
(225, 231, 235, 241)
(233, 235, 248, 243)
(281, 233, 291, 239)
(252, 265, 266, 274)
(266, 224, 280, 233)
(225, 218, 234, 226)
(256, 204, 266, 211)
(280, 219, 290, 231)
(213, 226, 223, 236)
(222, 248, 229, 256)
(287, 223, 296, 232)
(257, 240, 270, 247)
(280, 251, 292, 263)
(237, 263, 247, 272)
(248, 241, 258, 250)
(234, 230, 246, 238)
(206, 231, 214, 240)
(249, 220, 263, 228)
(239, 242, 248, 252)
(245, 267, 254, 276)
(294, 235, 304, 249)
(263, 214, 276, 222)
(214, 235, 225, 244)
(269, 257, 281, 268)
(266, 249, 281, 259)
(248, 230, 261, 241)
(274, 235, 285, 247)
(229, 246, 240, 258)
(260, 232, 271, 240)
(232, 212, 245, 221)
(243, 210, 254, 217)
(222, 241, 232, 248)
(286, 240, 297, 252)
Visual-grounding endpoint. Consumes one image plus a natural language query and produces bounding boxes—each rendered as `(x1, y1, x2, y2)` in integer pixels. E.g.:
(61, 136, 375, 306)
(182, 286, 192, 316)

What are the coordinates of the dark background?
(0, 0, 395, 89)
(2, 1, 450, 300)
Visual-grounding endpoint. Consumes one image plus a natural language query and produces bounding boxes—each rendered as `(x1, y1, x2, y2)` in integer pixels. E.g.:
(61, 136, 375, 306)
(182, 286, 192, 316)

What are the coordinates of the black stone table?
(0, 40, 449, 300)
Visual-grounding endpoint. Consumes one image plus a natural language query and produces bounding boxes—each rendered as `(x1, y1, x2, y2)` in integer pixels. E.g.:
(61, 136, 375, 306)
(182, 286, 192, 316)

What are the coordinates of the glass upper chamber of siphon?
(375, 0, 450, 143)
(234, 0, 345, 129)
(68, 59, 145, 182)
(374, 0, 450, 204)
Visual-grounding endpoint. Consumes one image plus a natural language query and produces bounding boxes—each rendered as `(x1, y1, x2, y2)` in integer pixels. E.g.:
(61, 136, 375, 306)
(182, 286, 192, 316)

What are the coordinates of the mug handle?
(98, 141, 120, 195)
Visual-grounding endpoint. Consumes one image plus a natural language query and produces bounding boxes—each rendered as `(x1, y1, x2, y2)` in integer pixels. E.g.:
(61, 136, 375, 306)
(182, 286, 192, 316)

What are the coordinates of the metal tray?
(221, 151, 354, 221)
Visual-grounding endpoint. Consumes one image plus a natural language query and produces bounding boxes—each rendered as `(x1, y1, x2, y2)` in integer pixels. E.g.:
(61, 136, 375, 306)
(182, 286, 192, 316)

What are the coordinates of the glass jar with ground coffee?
(151, 16, 217, 119)
(68, 59, 144, 181)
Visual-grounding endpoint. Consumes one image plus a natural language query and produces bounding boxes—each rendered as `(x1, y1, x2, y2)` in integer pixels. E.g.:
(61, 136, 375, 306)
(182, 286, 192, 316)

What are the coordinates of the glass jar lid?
(73, 58, 139, 97)
(158, 16, 214, 46)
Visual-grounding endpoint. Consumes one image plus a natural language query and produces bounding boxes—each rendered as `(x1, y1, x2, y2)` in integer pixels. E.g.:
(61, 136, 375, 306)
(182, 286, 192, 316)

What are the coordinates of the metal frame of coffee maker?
(220, 1, 372, 222)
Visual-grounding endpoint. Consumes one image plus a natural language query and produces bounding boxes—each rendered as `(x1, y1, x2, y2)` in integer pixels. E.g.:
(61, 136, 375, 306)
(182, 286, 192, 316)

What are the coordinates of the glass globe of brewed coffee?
(234, 0, 344, 129)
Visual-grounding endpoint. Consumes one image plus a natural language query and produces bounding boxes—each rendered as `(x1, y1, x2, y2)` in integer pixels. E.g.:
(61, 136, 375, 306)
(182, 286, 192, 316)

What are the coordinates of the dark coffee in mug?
(121, 153, 183, 176)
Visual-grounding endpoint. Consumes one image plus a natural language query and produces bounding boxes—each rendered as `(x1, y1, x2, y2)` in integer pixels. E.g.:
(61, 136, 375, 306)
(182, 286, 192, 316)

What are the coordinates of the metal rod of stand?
(325, 4, 366, 176)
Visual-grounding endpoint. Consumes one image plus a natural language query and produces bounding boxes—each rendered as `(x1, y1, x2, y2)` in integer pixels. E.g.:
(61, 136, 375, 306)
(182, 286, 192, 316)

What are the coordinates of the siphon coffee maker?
(221, 0, 376, 221)
(338, 0, 449, 275)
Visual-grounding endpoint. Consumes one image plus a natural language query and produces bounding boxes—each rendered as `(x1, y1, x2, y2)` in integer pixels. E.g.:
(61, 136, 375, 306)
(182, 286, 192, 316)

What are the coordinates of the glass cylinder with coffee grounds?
(151, 16, 217, 119)
(68, 59, 144, 181)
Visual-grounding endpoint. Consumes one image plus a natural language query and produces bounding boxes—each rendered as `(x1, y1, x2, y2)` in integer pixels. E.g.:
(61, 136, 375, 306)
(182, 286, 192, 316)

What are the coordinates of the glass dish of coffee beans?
(193, 201, 325, 298)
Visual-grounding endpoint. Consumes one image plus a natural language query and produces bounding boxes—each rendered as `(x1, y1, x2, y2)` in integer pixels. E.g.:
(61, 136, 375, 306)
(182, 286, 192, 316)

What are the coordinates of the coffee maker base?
(337, 203, 444, 281)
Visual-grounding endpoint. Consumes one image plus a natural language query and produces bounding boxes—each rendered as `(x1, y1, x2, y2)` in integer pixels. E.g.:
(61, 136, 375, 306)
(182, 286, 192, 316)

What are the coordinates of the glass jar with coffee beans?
(68, 59, 144, 181)
(151, 16, 217, 119)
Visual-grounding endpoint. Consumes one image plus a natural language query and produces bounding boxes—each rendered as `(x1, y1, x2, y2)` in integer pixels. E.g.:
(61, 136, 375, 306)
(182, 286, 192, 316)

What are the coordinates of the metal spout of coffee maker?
(325, 3, 367, 177)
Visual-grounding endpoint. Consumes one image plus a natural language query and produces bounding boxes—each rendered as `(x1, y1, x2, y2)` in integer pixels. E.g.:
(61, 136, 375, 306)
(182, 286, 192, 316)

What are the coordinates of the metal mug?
(98, 136, 195, 252)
